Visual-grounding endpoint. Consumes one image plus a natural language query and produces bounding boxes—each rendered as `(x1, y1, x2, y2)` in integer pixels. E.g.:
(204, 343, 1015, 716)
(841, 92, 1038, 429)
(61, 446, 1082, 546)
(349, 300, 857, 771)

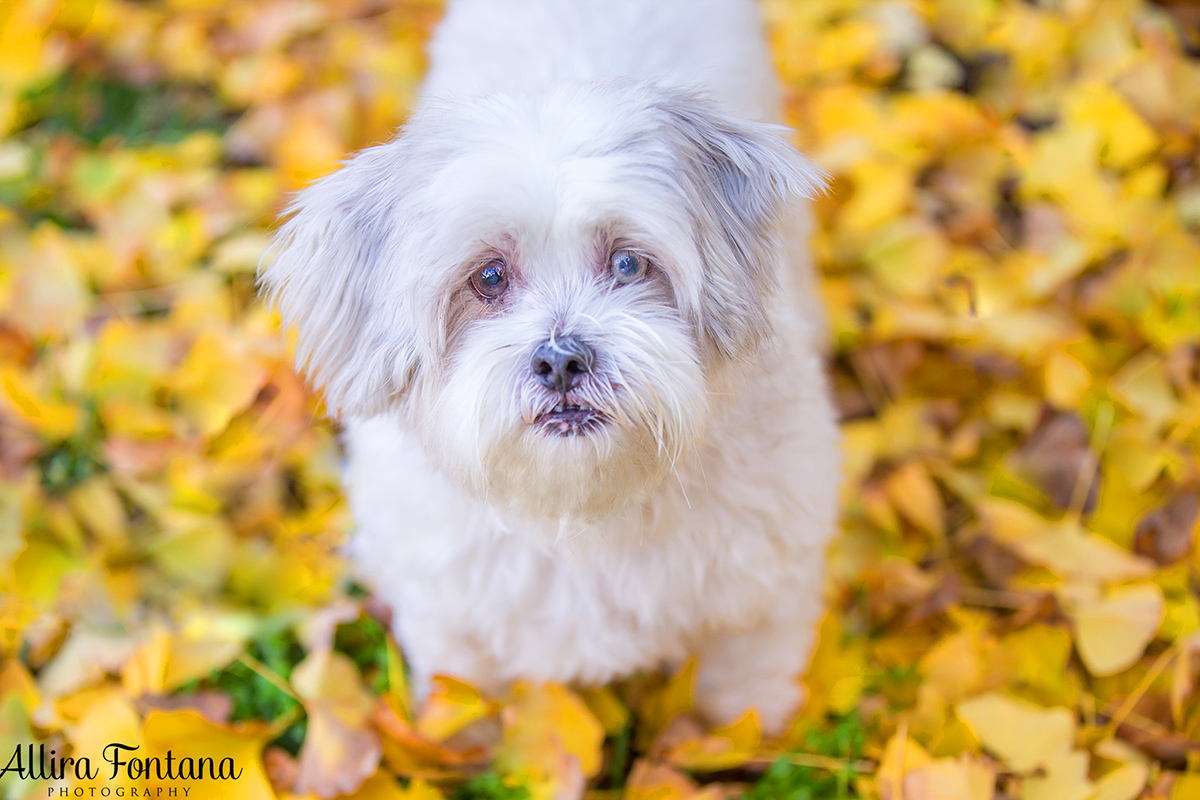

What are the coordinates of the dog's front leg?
(692, 602, 823, 735)
(397, 621, 508, 705)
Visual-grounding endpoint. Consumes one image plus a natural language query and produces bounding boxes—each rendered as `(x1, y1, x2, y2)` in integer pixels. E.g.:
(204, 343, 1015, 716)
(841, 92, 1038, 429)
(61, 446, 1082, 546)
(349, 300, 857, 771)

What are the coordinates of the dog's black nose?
(531, 336, 594, 392)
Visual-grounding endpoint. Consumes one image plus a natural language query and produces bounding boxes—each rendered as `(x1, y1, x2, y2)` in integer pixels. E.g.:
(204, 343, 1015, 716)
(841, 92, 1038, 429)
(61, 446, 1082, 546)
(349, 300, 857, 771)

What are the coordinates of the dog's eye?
(470, 259, 508, 299)
(610, 250, 646, 284)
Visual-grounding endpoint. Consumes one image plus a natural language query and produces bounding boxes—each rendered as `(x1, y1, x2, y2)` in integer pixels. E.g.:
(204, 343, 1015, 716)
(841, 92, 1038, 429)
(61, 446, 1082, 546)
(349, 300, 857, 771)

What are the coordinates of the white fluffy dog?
(262, 0, 841, 733)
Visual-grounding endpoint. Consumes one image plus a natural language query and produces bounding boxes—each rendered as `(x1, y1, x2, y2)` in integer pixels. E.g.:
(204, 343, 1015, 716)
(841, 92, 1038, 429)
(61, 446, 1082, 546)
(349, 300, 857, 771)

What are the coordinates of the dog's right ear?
(261, 140, 421, 418)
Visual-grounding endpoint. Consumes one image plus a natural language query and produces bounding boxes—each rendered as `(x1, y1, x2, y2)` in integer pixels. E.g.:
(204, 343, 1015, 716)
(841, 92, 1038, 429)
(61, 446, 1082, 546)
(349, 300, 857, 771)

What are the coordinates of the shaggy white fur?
(261, 0, 841, 733)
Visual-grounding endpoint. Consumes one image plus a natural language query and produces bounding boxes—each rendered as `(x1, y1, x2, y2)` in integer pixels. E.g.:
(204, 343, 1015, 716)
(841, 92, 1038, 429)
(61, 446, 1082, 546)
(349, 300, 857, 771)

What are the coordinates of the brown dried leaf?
(1012, 412, 1100, 514)
(1133, 492, 1199, 566)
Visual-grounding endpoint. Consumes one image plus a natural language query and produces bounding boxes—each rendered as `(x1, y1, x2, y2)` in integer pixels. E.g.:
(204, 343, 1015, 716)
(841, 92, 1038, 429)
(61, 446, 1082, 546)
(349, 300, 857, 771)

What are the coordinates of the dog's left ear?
(656, 92, 828, 360)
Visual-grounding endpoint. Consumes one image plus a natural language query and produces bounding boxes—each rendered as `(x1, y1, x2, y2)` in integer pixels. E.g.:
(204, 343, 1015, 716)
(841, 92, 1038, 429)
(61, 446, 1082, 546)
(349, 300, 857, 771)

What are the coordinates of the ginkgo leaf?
(3, 228, 90, 341)
(903, 754, 996, 800)
(794, 611, 867, 731)
(123, 628, 171, 696)
(1064, 82, 1158, 169)
(148, 511, 236, 593)
(1013, 525, 1153, 583)
(624, 761, 723, 800)
(415, 677, 492, 744)
(918, 629, 986, 704)
(997, 625, 1074, 703)
(636, 660, 696, 747)
(1133, 492, 1198, 566)
(883, 461, 945, 536)
(1110, 353, 1179, 428)
(0, 659, 39, 713)
(577, 686, 630, 736)
(123, 624, 244, 697)
(168, 330, 269, 436)
(67, 691, 144, 793)
(292, 650, 382, 798)
(38, 627, 138, 699)
(274, 109, 346, 188)
(663, 711, 761, 772)
(163, 632, 245, 690)
(495, 682, 605, 792)
(875, 733, 934, 800)
(1175, 775, 1200, 800)
(1069, 582, 1165, 677)
(1020, 750, 1094, 800)
(141, 711, 275, 800)
(978, 499, 1154, 582)
(955, 693, 1075, 772)
(373, 694, 489, 777)
(297, 706, 383, 798)
(1093, 763, 1149, 800)
(0, 366, 80, 440)
(1044, 351, 1091, 409)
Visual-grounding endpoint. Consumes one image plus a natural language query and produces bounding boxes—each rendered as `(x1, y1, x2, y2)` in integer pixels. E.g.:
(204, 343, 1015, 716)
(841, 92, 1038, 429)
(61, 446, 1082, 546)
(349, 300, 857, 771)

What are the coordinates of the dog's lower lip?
(535, 404, 605, 435)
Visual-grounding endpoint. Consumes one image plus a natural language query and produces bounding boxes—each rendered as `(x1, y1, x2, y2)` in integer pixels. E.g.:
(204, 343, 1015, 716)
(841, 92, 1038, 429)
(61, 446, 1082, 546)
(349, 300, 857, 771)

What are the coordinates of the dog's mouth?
(534, 402, 607, 436)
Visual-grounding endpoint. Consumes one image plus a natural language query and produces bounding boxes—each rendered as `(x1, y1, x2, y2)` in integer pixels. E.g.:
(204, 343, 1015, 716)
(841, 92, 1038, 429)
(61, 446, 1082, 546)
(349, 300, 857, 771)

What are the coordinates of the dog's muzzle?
(529, 336, 607, 436)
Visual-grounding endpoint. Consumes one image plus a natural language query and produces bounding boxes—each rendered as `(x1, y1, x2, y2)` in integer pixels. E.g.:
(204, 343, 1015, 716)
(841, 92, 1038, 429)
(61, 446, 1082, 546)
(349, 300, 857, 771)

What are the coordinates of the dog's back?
(422, 0, 782, 123)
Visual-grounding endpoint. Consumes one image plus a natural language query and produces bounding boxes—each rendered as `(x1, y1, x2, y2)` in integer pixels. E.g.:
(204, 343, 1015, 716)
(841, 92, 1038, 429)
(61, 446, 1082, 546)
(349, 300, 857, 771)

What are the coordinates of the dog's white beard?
(410, 289, 712, 521)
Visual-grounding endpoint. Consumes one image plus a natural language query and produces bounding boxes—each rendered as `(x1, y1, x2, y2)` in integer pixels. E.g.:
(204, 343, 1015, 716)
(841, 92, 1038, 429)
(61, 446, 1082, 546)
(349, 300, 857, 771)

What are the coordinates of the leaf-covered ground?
(2, 1, 1200, 798)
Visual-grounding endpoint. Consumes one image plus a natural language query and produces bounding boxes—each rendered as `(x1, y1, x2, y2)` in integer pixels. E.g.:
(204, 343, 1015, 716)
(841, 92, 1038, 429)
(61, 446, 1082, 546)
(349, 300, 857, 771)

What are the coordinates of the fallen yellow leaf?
(496, 682, 604, 785)
(903, 753, 996, 800)
(955, 692, 1074, 772)
(1069, 582, 1165, 676)
(1020, 749, 1093, 800)
(292, 650, 381, 797)
(141, 710, 275, 800)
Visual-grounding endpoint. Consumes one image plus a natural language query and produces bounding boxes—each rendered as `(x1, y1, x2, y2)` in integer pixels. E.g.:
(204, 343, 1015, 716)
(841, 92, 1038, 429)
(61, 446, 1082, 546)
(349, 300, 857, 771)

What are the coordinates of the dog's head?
(262, 80, 824, 519)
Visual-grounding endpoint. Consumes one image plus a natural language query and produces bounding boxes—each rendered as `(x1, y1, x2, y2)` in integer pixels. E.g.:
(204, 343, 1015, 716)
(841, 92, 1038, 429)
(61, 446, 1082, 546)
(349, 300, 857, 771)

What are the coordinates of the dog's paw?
(694, 676, 806, 735)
